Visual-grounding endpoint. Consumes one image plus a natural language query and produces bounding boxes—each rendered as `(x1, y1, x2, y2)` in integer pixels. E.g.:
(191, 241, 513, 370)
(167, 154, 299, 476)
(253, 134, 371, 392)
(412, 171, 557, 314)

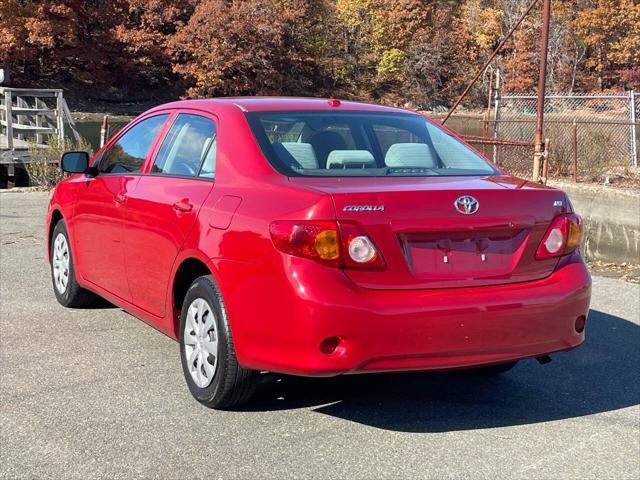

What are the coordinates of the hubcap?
(183, 298, 218, 388)
(52, 233, 70, 294)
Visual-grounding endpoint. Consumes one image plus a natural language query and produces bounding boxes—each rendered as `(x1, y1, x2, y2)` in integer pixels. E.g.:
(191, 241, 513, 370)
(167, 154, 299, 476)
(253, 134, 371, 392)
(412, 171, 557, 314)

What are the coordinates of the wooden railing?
(0, 87, 80, 151)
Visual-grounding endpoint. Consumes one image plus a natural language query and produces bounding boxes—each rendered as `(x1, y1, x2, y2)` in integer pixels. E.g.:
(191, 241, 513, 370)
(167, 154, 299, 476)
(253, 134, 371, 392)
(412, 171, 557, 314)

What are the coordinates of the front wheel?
(50, 220, 95, 307)
(179, 275, 258, 409)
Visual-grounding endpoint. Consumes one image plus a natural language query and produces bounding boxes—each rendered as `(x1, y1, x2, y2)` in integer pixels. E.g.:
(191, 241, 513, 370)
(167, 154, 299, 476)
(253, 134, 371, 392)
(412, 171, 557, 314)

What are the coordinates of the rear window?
(246, 111, 498, 177)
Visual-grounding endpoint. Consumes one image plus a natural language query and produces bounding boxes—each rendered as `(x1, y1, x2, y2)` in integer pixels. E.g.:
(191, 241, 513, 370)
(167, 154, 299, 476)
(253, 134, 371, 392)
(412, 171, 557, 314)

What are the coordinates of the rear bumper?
(227, 253, 591, 376)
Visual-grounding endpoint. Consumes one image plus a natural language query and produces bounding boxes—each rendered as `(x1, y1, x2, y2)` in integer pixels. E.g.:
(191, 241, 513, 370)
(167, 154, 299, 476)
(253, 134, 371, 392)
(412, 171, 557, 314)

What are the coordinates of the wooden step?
(0, 105, 57, 115)
(0, 120, 56, 134)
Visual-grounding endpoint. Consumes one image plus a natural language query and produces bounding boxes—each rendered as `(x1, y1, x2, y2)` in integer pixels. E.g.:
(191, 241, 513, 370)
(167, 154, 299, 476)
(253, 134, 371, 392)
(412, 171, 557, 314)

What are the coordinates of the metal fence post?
(533, 0, 552, 183)
(542, 138, 550, 183)
(492, 68, 501, 164)
(100, 115, 109, 148)
(572, 120, 578, 182)
(630, 90, 637, 168)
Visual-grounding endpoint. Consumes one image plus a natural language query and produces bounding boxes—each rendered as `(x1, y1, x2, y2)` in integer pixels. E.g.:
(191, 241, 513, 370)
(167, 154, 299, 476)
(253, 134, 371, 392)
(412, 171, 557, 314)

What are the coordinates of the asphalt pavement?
(1, 191, 639, 479)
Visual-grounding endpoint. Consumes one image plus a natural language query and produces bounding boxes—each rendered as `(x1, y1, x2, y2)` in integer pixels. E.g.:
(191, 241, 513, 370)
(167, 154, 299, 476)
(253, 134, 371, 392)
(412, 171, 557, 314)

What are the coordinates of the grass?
(26, 136, 92, 189)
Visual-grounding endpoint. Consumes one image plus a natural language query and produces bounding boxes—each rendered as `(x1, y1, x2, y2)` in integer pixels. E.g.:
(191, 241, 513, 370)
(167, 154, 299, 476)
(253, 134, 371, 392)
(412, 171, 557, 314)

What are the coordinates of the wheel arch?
(47, 209, 64, 263)
(170, 256, 214, 338)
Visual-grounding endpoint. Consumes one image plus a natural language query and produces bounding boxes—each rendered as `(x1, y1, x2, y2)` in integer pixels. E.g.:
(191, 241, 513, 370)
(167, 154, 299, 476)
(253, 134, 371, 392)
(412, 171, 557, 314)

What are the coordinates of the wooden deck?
(1, 87, 78, 163)
(0, 135, 48, 164)
(0, 87, 77, 172)
(1, 135, 31, 149)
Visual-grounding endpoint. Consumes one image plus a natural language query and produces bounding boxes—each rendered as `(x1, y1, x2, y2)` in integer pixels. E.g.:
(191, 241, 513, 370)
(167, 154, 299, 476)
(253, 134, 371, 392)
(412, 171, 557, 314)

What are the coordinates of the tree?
(115, 0, 198, 94)
(0, 1, 129, 92)
(573, 0, 640, 91)
(406, 6, 475, 107)
(1, 0, 637, 105)
(169, 0, 320, 97)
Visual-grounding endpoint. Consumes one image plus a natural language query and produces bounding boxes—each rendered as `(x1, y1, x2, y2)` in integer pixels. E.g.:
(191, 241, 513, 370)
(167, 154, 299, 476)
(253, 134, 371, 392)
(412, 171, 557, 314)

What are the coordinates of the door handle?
(114, 193, 126, 205)
(172, 199, 193, 213)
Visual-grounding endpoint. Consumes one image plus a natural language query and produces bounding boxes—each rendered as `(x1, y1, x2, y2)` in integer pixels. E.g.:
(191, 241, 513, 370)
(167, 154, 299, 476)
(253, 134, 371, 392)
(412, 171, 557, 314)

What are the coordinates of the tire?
(179, 275, 258, 409)
(50, 220, 95, 308)
(470, 361, 518, 376)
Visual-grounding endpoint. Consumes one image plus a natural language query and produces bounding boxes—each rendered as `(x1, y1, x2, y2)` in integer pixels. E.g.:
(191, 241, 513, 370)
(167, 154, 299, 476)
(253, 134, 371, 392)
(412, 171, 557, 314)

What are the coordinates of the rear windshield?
(246, 111, 498, 177)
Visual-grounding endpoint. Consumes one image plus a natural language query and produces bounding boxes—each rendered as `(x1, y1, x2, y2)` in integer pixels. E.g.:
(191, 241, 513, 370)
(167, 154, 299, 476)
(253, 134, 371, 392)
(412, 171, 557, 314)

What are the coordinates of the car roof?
(146, 97, 417, 115)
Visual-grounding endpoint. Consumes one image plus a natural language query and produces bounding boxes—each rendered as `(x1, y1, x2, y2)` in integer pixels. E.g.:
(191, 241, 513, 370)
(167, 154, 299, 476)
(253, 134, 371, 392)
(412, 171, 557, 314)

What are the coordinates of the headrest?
(326, 150, 376, 169)
(384, 143, 437, 168)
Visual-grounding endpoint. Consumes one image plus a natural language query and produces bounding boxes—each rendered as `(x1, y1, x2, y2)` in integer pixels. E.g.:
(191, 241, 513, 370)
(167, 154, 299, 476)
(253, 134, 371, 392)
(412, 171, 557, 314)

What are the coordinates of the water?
(71, 120, 131, 151)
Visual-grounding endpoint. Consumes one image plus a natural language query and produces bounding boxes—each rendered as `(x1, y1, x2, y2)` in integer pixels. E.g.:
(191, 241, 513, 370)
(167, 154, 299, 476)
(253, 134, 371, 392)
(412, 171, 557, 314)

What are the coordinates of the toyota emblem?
(454, 195, 479, 215)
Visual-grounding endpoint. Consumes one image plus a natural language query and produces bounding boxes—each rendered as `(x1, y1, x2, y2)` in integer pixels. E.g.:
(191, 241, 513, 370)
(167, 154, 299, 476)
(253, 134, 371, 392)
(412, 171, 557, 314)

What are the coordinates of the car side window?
(151, 114, 216, 178)
(99, 115, 168, 174)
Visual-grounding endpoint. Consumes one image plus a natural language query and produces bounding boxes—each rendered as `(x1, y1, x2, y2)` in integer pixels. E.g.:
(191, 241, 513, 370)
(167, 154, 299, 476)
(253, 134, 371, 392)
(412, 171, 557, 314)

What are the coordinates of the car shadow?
(244, 309, 639, 432)
(72, 296, 118, 309)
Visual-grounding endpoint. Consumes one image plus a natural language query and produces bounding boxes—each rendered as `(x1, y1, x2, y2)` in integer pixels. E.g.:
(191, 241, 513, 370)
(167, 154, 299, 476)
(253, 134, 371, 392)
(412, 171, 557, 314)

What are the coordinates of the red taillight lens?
(535, 214, 583, 260)
(269, 221, 385, 270)
(269, 221, 340, 267)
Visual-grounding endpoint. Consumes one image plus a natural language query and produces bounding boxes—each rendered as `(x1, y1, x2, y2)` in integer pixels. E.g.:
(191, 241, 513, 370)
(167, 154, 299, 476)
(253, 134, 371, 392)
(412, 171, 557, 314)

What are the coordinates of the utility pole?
(532, 0, 552, 182)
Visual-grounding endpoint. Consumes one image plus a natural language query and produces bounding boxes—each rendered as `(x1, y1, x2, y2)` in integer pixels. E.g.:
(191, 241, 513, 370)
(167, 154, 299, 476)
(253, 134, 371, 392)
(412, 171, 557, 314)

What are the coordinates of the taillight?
(269, 221, 340, 267)
(535, 214, 583, 260)
(269, 221, 385, 270)
(338, 222, 386, 270)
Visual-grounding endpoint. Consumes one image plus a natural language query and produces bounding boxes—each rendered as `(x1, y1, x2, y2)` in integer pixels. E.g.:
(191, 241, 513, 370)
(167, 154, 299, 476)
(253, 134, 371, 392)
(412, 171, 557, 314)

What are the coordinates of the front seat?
(310, 131, 347, 169)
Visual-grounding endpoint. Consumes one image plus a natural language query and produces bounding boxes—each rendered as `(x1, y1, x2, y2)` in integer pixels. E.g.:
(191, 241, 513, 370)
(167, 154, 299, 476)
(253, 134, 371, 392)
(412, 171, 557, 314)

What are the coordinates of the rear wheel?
(50, 220, 95, 307)
(470, 361, 518, 376)
(179, 275, 258, 409)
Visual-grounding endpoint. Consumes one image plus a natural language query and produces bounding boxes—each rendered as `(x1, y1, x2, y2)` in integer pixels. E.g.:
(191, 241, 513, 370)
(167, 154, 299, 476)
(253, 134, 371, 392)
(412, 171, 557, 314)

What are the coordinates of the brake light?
(269, 221, 385, 270)
(535, 214, 583, 260)
(270, 221, 340, 267)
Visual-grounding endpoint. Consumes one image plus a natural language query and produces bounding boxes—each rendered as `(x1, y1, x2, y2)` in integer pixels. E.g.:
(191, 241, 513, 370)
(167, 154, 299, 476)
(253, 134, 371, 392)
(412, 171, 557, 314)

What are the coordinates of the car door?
(71, 114, 169, 301)
(124, 111, 217, 318)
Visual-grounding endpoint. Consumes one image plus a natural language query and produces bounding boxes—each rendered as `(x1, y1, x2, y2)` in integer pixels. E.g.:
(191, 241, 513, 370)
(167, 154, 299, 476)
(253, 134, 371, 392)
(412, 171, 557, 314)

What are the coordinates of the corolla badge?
(343, 205, 385, 212)
(454, 195, 479, 215)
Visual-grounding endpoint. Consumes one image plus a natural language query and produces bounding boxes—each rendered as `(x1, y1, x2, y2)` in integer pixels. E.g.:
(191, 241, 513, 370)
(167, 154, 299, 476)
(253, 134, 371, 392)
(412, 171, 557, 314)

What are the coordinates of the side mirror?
(60, 151, 90, 174)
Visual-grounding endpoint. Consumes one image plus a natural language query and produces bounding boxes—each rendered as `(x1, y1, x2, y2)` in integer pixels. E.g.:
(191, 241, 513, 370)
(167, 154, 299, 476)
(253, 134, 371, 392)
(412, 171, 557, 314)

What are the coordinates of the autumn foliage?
(1, 0, 638, 107)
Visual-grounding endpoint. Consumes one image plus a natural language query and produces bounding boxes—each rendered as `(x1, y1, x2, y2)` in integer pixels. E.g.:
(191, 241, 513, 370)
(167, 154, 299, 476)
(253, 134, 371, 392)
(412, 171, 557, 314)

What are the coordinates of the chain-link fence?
(460, 134, 534, 179)
(431, 113, 537, 178)
(485, 92, 639, 187)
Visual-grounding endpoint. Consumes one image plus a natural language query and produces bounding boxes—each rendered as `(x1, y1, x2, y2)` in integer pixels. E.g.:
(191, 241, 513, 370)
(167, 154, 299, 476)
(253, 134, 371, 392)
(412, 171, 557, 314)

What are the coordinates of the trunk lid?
(289, 175, 568, 289)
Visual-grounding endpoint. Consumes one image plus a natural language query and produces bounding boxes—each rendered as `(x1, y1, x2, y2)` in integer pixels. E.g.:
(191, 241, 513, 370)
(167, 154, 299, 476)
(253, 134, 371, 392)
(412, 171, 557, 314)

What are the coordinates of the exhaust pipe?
(536, 355, 552, 365)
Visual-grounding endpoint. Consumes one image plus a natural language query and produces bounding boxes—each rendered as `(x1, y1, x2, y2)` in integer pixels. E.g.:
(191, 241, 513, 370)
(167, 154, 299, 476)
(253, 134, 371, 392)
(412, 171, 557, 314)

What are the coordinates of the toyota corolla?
(47, 98, 591, 408)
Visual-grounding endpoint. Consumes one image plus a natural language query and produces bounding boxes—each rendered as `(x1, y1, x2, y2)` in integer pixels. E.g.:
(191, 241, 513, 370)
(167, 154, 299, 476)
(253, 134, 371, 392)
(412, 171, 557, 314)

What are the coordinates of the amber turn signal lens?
(270, 220, 385, 270)
(315, 229, 340, 260)
(270, 221, 341, 267)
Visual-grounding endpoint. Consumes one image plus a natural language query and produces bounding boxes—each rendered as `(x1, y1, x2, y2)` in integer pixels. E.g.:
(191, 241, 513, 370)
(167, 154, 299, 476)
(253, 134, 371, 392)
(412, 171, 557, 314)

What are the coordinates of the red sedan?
(47, 98, 591, 408)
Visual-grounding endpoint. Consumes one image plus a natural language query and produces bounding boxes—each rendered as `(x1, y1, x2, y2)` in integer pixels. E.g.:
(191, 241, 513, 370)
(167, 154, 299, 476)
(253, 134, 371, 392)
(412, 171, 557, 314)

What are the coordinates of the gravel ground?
(1, 191, 639, 480)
